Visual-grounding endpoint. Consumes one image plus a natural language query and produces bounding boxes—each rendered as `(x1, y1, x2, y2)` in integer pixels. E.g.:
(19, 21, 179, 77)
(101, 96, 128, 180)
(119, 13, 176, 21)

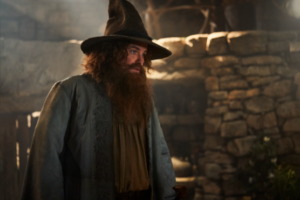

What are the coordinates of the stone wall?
(149, 31, 300, 200)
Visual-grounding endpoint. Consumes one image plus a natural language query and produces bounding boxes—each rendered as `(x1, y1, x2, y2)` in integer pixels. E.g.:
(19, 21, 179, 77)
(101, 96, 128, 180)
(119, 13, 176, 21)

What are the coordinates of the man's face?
(103, 41, 152, 122)
(125, 41, 148, 73)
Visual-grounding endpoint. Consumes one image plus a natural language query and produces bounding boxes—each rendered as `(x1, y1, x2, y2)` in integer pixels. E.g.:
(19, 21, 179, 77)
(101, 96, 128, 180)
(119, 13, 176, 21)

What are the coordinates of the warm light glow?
(216, 56, 224, 62)
(32, 111, 41, 118)
(175, 177, 195, 182)
(147, 69, 168, 79)
(16, 142, 19, 169)
(228, 31, 248, 38)
(291, 0, 300, 18)
(27, 148, 30, 160)
(15, 120, 18, 129)
(185, 34, 208, 47)
(27, 115, 31, 128)
(68, 39, 82, 44)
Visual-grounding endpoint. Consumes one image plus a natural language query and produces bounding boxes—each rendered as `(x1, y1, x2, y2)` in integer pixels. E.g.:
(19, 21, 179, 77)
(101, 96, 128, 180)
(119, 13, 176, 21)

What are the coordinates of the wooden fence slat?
(17, 115, 31, 197)
(0, 115, 19, 200)
(0, 116, 4, 200)
(0, 113, 39, 200)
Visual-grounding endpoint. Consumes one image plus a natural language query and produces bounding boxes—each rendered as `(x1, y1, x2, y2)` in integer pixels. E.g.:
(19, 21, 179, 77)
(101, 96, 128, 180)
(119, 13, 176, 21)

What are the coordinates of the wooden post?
(16, 114, 31, 197)
(0, 115, 19, 200)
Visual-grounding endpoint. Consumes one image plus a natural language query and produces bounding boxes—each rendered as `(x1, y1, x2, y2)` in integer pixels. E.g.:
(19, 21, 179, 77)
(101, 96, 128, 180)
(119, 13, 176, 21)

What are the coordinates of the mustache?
(124, 63, 143, 71)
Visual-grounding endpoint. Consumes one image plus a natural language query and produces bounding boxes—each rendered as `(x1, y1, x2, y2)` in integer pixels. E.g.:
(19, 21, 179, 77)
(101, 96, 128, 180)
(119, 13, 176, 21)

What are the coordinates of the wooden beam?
(141, 5, 215, 15)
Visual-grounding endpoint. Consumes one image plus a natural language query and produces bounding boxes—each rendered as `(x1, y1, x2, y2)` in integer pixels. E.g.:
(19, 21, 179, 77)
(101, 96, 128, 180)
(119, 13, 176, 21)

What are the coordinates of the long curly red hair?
(82, 40, 153, 83)
(82, 39, 154, 123)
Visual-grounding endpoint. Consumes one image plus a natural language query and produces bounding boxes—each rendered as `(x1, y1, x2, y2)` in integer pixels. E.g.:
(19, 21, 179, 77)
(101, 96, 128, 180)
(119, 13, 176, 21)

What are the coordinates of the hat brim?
(80, 35, 171, 60)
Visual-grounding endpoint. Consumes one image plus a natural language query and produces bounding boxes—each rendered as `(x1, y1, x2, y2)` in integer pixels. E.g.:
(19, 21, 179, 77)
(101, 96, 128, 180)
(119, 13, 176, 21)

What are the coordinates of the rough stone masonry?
(150, 30, 300, 200)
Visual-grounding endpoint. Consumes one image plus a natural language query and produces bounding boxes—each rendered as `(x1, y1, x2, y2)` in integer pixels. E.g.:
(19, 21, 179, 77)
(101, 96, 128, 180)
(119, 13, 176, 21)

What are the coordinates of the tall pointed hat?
(81, 0, 171, 60)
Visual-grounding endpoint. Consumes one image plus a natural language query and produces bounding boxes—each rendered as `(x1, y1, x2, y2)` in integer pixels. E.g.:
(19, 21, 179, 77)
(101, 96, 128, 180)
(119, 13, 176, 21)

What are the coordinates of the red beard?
(104, 63, 153, 123)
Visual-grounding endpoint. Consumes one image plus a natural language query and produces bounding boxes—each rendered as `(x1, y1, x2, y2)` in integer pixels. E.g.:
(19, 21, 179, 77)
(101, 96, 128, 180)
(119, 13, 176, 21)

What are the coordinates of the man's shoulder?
(53, 74, 97, 96)
(58, 74, 94, 89)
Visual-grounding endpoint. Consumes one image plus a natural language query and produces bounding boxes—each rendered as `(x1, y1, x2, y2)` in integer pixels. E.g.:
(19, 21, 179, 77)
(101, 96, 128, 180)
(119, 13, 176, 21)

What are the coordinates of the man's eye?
(130, 50, 136, 54)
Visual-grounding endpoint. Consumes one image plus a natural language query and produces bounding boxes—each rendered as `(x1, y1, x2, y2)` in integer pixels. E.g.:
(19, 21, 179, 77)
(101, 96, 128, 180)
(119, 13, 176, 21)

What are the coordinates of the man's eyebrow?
(129, 45, 140, 50)
(129, 45, 147, 53)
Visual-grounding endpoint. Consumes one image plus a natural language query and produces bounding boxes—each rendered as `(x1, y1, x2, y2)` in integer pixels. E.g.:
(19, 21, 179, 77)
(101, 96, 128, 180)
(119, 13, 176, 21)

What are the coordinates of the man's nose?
(136, 54, 144, 66)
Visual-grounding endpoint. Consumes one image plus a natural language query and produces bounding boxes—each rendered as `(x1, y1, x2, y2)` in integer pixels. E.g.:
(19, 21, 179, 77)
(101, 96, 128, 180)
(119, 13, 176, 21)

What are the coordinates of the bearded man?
(21, 0, 186, 200)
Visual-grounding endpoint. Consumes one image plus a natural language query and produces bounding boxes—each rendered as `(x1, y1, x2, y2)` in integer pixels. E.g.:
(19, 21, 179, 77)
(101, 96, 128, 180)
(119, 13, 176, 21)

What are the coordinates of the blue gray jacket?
(21, 74, 177, 200)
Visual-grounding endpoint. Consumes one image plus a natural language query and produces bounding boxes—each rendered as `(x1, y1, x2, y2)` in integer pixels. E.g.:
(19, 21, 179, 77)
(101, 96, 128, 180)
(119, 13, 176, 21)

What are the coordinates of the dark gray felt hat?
(80, 0, 171, 60)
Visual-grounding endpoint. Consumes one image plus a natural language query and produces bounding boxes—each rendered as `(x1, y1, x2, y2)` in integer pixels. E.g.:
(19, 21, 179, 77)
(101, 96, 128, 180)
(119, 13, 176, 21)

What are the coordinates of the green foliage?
(236, 134, 277, 195)
(267, 165, 300, 200)
(236, 134, 300, 200)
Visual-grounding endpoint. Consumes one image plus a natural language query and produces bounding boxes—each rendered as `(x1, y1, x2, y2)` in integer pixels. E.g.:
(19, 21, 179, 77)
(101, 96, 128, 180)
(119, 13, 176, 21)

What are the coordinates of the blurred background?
(1, 0, 300, 200)
(1, 0, 300, 40)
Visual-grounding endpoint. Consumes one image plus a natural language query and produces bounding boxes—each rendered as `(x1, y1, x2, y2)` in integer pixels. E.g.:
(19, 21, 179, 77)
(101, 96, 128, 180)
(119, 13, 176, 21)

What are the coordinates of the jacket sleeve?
(151, 108, 177, 200)
(21, 82, 72, 200)
(160, 135, 177, 200)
